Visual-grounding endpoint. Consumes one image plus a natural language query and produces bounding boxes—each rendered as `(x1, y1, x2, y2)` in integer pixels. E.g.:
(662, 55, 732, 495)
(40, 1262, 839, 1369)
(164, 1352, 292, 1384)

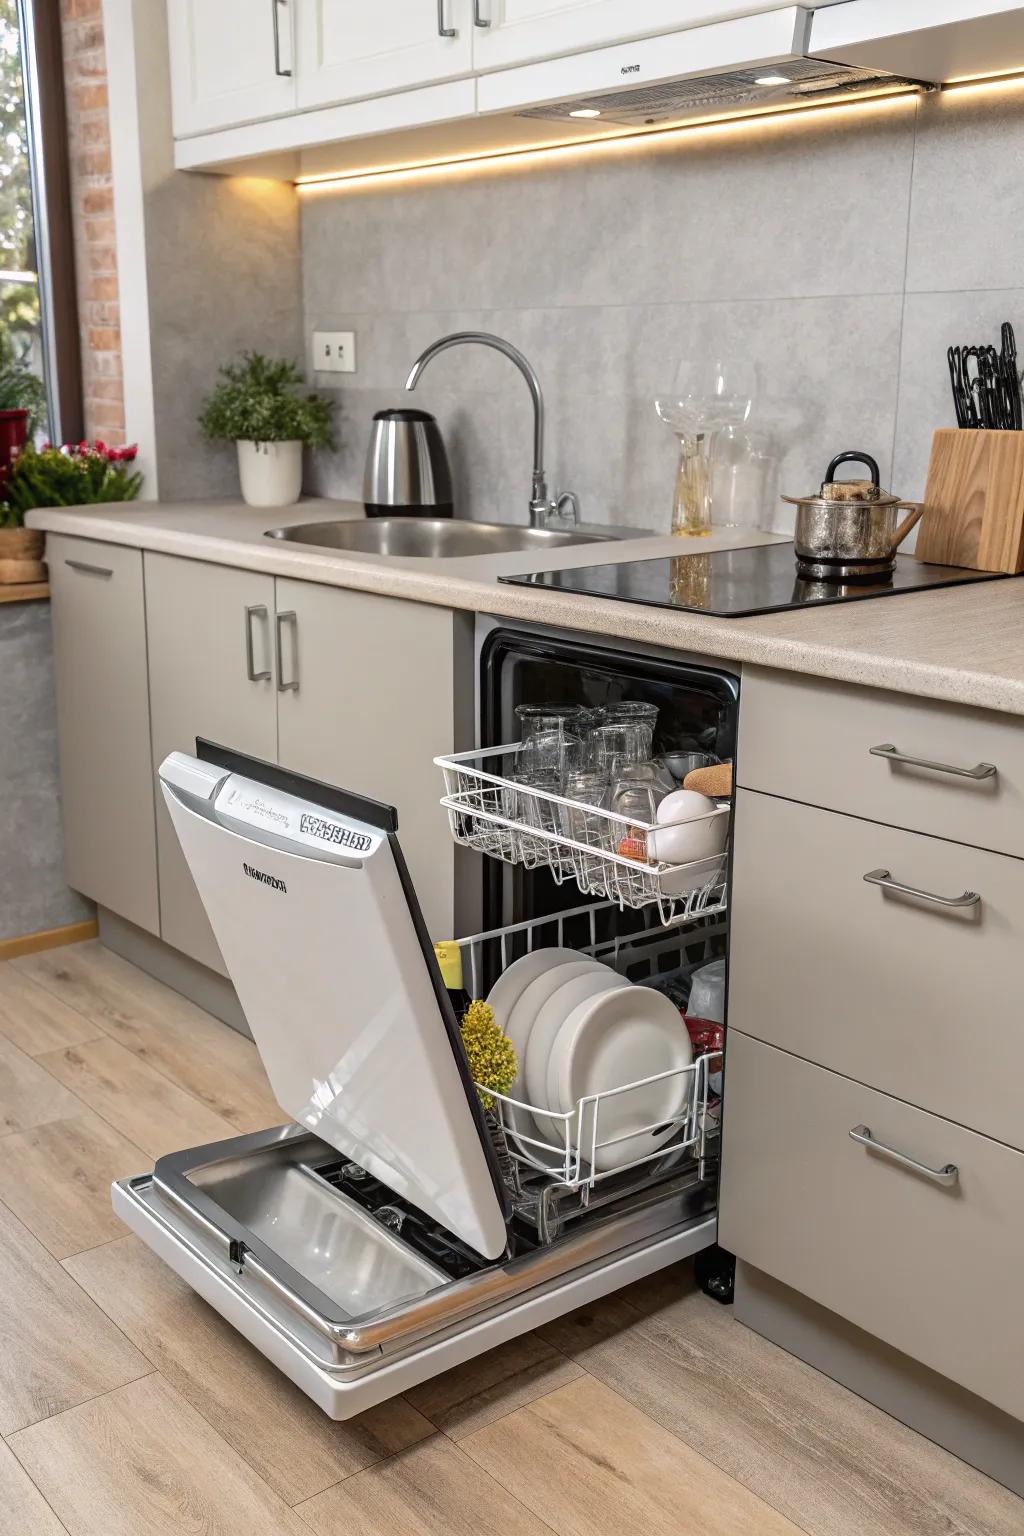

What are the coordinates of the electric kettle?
(363, 408, 453, 519)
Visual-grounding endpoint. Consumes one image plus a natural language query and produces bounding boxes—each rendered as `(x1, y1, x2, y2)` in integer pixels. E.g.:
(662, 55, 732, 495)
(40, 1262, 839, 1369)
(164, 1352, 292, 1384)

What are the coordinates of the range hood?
(477, 6, 927, 128)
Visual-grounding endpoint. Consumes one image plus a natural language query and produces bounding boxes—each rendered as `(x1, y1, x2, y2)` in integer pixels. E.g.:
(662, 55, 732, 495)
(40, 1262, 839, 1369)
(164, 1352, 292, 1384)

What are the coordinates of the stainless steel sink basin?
(265, 517, 617, 559)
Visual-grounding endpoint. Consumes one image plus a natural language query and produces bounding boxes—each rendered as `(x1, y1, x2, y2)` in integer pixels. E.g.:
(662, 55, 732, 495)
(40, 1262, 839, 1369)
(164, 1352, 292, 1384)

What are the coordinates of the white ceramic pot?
(236, 439, 303, 508)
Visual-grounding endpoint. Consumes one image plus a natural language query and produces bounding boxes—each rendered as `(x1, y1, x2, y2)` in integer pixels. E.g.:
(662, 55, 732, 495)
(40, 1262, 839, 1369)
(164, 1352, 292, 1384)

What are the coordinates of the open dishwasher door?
(156, 743, 509, 1262)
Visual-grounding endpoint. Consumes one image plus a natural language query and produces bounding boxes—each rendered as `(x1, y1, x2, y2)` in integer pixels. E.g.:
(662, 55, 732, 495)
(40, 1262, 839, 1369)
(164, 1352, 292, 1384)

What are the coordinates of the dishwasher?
(113, 630, 737, 1419)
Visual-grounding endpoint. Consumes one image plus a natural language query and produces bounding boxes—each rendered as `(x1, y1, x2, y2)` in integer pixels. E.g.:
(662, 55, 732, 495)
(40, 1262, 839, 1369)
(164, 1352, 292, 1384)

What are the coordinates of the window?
(0, 0, 81, 443)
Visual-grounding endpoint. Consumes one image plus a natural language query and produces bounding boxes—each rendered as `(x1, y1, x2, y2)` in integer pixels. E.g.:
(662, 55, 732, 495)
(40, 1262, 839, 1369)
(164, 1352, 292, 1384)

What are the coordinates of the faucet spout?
(406, 331, 555, 527)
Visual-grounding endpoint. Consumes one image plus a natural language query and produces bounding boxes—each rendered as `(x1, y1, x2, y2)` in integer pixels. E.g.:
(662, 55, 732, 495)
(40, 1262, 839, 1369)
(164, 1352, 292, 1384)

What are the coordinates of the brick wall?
(59, 0, 124, 444)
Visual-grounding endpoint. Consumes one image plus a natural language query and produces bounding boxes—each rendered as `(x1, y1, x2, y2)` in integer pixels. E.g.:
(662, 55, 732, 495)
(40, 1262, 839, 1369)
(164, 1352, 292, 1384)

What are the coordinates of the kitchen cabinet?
(719, 1030, 1024, 1423)
(468, 0, 792, 71)
(145, 555, 277, 975)
(275, 578, 465, 938)
(294, 0, 474, 110)
(810, 1, 1024, 85)
(167, 0, 296, 137)
(47, 535, 159, 934)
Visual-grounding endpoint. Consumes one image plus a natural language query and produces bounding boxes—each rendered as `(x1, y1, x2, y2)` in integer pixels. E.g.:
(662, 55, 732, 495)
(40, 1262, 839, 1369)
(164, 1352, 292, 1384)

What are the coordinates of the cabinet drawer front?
(719, 1032, 1024, 1421)
(730, 789, 1024, 1147)
(48, 536, 159, 932)
(737, 667, 1024, 854)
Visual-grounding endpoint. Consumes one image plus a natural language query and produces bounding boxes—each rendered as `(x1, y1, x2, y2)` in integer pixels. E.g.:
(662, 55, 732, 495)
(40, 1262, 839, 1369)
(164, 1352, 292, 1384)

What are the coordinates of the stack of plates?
(486, 948, 693, 1174)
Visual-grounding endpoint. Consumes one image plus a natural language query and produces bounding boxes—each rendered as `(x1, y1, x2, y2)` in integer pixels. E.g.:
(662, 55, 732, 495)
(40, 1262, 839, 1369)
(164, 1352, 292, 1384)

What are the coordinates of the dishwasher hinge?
(228, 1237, 247, 1274)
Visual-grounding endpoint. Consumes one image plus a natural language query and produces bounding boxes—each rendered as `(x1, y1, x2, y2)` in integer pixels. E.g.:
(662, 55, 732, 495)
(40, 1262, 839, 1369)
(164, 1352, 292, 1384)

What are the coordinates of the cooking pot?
(783, 452, 924, 580)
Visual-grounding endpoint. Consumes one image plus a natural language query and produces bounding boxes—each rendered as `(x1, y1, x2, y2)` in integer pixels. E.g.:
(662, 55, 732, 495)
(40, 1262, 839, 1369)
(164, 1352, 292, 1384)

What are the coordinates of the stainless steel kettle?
(783, 451, 924, 580)
(363, 408, 453, 519)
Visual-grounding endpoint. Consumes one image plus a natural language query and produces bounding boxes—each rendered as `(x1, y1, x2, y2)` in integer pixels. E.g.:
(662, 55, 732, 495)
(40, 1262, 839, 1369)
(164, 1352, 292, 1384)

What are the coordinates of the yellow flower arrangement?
(460, 999, 518, 1109)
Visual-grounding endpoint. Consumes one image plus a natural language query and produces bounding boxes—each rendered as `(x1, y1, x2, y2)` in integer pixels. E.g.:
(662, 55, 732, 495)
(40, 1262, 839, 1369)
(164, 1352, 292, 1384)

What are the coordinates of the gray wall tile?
(0, 603, 92, 941)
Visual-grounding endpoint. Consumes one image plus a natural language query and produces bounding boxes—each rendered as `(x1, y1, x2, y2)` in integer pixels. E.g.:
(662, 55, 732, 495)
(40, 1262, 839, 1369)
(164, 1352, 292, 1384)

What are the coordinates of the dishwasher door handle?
(275, 610, 298, 692)
(850, 1125, 959, 1187)
(869, 743, 997, 781)
(863, 868, 981, 910)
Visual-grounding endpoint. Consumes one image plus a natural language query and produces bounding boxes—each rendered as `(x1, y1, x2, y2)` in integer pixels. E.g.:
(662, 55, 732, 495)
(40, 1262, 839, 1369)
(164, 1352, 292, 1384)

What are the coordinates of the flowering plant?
(0, 439, 143, 527)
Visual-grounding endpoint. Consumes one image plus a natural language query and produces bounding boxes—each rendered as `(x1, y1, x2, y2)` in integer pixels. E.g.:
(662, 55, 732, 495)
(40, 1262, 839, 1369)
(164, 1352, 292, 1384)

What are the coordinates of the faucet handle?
(552, 490, 580, 526)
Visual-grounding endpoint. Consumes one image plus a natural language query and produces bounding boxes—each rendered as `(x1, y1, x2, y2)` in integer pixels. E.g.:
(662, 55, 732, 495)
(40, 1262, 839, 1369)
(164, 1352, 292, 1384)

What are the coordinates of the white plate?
(547, 985, 693, 1174)
(485, 947, 585, 1034)
(496, 956, 607, 1160)
(525, 966, 623, 1147)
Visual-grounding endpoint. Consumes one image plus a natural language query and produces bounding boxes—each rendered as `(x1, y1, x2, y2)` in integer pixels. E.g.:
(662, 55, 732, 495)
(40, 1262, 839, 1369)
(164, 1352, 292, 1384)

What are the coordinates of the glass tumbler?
(604, 775, 661, 863)
(589, 722, 649, 779)
(515, 704, 585, 785)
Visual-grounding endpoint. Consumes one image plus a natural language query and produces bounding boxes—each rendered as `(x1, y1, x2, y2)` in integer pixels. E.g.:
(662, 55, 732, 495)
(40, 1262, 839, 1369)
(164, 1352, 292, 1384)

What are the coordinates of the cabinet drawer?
(730, 789, 1024, 1148)
(737, 667, 1024, 854)
(719, 1032, 1024, 1422)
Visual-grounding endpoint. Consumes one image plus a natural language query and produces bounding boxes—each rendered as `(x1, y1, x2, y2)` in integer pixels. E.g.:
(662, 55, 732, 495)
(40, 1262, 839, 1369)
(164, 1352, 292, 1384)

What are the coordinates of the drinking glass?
(655, 358, 754, 537)
(604, 775, 661, 863)
(710, 426, 779, 531)
(589, 722, 649, 778)
(515, 704, 585, 783)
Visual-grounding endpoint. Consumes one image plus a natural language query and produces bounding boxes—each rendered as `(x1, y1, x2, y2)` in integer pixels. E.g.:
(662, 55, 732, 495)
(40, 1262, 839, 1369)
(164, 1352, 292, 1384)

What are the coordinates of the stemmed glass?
(655, 358, 753, 537)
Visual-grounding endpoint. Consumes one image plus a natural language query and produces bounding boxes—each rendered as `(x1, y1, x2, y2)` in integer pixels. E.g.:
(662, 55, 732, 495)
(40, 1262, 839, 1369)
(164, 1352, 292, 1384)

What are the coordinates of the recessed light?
(568, 107, 602, 119)
(755, 74, 790, 87)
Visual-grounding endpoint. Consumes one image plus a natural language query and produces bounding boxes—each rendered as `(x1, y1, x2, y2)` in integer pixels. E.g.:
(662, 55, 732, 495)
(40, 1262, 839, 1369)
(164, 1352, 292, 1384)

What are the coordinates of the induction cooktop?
(499, 542, 1012, 619)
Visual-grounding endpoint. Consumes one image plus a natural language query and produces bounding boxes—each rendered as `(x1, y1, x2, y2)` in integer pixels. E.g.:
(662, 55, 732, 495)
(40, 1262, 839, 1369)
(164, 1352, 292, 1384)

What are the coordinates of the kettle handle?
(825, 450, 880, 487)
(890, 502, 925, 554)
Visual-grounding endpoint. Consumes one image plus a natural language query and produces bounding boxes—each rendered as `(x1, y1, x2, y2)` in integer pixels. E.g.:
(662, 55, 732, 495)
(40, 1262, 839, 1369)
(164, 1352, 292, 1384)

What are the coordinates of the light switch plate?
(313, 330, 356, 374)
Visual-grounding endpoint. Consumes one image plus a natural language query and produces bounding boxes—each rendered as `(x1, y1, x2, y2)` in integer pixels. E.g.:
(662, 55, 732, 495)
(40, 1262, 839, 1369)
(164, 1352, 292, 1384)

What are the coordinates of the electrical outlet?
(313, 330, 356, 374)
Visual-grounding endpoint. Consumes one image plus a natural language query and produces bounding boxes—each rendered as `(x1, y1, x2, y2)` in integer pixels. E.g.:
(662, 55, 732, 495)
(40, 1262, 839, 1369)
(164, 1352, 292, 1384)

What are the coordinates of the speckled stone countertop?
(27, 497, 1024, 717)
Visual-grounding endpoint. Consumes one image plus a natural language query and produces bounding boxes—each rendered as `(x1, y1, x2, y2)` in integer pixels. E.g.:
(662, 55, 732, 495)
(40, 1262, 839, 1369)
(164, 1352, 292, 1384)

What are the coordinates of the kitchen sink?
(264, 517, 618, 559)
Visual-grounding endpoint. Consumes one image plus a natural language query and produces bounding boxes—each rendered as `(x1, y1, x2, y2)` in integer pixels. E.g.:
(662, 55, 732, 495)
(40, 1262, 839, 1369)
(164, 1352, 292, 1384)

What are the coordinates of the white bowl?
(648, 789, 728, 895)
(546, 984, 693, 1173)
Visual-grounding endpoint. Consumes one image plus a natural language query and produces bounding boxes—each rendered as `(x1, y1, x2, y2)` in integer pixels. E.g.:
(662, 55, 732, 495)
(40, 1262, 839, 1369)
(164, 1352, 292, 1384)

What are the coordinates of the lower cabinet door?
(274, 578, 464, 940)
(719, 1031, 1024, 1422)
(145, 554, 277, 974)
(48, 535, 159, 932)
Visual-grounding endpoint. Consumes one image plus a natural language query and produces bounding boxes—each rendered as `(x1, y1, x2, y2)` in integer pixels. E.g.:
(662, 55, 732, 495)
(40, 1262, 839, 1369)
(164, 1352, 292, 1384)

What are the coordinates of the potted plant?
(0, 327, 48, 494)
(198, 351, 335, 508)
(0, 441, 142, 583)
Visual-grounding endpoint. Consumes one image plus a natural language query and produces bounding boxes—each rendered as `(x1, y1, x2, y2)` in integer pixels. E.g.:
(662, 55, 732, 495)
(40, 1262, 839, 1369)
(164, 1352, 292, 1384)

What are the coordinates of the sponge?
(682, 761, 733, 798)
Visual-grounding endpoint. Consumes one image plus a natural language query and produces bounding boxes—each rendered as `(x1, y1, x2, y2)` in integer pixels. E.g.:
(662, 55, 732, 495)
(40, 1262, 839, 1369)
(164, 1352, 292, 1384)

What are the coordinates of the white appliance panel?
(159, 753, 507, 1260)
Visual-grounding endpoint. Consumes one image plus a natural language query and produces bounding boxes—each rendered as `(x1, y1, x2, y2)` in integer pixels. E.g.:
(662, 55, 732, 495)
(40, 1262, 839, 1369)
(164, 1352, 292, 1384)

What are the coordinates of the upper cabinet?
(468, 1, 798, 72)
(810, 1, 1024, 82)
(295, 0, 474, 109)
(168, 0, 297, 137)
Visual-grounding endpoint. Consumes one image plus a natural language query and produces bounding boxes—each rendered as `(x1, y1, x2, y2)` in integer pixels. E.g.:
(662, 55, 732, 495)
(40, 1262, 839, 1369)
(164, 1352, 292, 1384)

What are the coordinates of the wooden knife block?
(915, 428, 1024, 573)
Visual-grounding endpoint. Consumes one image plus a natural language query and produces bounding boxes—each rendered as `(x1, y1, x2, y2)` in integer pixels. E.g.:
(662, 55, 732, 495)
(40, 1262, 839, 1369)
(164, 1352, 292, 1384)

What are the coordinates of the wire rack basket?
(455, 899, 723, 1242)
(436, 745, 730, 926)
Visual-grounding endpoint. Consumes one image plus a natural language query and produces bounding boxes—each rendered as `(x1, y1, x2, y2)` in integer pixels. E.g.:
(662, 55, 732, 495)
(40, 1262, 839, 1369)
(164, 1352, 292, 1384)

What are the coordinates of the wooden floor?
(0, 940, 1019, 1536)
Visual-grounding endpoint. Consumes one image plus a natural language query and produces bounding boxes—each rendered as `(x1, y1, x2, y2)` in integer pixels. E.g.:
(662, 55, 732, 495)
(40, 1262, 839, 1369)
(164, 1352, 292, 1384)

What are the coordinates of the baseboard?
(97, 908, 249, 1036)
(0, 917, 99, 962)
(734, 1261, 1024, 1498)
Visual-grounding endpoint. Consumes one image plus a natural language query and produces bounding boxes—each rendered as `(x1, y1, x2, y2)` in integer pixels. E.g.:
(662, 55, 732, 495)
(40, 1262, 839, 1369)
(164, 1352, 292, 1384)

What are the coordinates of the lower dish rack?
(436, 745, 730, 925)
(456, 900, 723, 1244)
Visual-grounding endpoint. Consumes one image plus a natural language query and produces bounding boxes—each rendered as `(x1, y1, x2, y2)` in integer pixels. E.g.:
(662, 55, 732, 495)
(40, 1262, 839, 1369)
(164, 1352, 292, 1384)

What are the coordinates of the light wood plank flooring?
(0, 941, 1020, 1535)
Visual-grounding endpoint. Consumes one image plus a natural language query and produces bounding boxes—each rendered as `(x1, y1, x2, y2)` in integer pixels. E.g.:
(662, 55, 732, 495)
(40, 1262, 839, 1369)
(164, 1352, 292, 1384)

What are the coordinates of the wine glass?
(655, 358, 753, 537)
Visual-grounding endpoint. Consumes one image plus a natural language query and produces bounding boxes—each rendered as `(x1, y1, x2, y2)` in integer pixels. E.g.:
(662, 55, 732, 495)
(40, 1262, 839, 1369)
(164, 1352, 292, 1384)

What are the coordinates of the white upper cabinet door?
(810, 1, 1024, 83)
(295, 0, 474, 110)
(469, 1, 791, 71)
(168, 0, 297, 137)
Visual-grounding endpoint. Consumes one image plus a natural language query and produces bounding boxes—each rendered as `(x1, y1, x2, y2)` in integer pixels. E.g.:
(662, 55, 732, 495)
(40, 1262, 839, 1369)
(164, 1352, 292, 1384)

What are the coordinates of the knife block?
(915, 428, 1024, 573)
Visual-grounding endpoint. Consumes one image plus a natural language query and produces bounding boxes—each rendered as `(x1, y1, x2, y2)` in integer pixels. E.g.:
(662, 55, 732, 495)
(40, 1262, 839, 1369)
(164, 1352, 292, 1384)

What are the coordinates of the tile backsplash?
(302, 88, 1024, 535)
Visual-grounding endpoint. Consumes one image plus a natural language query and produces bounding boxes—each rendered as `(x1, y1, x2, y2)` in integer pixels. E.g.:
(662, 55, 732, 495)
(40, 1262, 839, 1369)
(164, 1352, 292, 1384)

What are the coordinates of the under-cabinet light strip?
(294, 85, 917, 193)
(293, 68, 1024, 195)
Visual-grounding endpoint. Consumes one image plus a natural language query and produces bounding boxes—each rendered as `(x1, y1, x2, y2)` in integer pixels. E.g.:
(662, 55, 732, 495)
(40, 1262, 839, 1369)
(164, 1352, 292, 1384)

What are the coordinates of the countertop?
(27, 498, 1024, 716)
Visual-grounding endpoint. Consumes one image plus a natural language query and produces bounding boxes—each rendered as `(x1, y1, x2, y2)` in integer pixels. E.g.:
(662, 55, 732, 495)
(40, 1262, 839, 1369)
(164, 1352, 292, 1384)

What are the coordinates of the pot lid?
(157, 746, 510, 1261)
(783, 449, 901, 509)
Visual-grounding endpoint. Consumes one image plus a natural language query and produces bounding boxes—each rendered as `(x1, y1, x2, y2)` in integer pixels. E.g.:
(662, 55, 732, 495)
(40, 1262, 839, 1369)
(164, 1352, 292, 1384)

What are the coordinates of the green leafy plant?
(198, 352, 335, 449)
(1, 441, 142, 528)
(0, 326, 47, 432)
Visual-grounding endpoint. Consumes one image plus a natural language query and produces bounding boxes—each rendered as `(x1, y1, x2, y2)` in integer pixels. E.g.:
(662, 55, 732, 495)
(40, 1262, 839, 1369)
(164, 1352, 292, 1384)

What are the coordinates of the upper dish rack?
(436, 744, 730, 926)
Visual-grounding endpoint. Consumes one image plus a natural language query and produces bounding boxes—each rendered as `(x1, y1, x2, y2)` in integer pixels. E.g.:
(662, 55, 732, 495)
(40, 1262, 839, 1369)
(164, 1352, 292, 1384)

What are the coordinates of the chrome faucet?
(405, 332, 579, 529)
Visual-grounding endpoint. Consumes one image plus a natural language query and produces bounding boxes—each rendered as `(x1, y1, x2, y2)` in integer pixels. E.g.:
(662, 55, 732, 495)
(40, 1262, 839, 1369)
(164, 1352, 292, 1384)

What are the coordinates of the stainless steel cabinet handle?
(244, 605, 271, 682)
(863, 868, 981, 910)
(65, 558, 112, 578)
(869, 743, 997, 781)
(271, 0, 291, 76)
(437, 0, 456, 36)
(473, 0, 490, 26)
(850, 1125, 959, 1187)
(275, 610, 298, 692)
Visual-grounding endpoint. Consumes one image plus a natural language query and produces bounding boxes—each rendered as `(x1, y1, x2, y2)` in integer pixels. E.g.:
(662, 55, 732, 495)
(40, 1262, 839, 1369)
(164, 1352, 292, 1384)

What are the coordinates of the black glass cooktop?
(499, 543, 1011, 618)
